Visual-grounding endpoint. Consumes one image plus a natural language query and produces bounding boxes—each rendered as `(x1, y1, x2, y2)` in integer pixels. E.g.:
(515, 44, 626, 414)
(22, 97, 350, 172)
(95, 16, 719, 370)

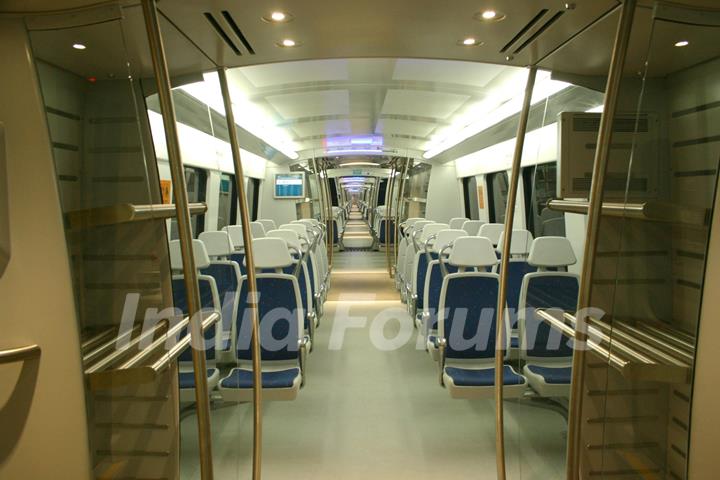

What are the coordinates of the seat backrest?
(496, 229, 534, 257)
(449, 217, 469, 229)
(252, 237, 294, 271)
(432, 229, 467, 254)
(199, 231, 235, 258)
(250, 221, 266, 238)
(169, 239, 212, 271)
(266, 229, 302, 254)
(520, 237, 579, 361)
(438, 238, 506, 361)
(222, 225, 245, 249)
(236, 273, 303, 362)
(461, 220, 483, 236)
(478, 223, 504, 246)
(258, 219, 276, 232)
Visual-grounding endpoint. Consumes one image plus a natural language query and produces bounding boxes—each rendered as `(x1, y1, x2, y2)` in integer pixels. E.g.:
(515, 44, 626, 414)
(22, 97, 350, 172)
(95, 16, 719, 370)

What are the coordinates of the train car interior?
(1, 0, 719, 479)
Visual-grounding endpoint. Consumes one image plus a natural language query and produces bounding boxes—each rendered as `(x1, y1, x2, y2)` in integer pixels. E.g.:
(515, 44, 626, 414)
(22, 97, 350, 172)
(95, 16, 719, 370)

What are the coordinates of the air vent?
(203, 11, 256, 56)
(221, 11, 255, 55)
(511, 11, 564, 55)
(500, 9, 548, 53)
(573, 116, 650, 133)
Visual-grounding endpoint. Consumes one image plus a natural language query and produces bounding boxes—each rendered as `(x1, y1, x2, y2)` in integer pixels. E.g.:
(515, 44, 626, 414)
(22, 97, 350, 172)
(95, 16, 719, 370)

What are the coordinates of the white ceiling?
(227, 58, 525, 160)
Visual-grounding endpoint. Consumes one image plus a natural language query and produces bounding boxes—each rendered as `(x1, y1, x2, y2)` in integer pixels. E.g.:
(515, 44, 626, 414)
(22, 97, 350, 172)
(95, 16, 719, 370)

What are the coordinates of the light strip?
(339, 162, 379, 167)
(423, 71, 571, 159)
(179, 73, 299, 160)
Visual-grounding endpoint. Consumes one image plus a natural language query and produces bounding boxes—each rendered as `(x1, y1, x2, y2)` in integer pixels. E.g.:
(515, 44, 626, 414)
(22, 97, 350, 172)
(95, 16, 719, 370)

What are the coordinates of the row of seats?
(395, 217, 578, 400)
(170, 218, 332, 403)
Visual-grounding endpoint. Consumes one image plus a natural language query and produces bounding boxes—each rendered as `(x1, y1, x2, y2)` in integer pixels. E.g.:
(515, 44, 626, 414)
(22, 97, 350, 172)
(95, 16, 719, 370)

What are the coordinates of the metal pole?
(494, 66, 537, 480)
(566, 1, 637, 477)
(394, 158, 411, 269)
(139, 1, 214, 478)
(217, 68, 263, 480)
(322, 160, 334, 267)
(385, 159, 397, 277)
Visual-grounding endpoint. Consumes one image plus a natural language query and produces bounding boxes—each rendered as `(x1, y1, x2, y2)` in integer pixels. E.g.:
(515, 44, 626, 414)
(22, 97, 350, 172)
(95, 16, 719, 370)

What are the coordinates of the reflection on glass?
(29, 7, 182, 479)
(578, 4, 719, 479)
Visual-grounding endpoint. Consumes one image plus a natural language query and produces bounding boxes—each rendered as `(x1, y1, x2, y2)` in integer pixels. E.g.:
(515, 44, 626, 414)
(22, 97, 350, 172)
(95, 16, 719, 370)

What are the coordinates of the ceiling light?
(459, 37, 482, 47)
(340, 162, 379, 167)
(474, 9, 506, 22)
(262, 11, 293, 23)
(72, 43, 86, 50)
(278, 38, 298, 48)
(674, 40, 689, 47)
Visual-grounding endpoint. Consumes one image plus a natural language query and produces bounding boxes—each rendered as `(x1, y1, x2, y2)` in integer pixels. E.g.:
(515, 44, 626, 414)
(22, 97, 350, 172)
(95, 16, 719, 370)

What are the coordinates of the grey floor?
(180, 214, 567, 479)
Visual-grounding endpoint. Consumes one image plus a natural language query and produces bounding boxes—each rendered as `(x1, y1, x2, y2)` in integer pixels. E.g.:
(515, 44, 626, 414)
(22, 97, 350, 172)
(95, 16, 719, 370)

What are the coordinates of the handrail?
(547, 199, 710, 227)
(535, 309, 692, 384)
(0, 344, 41, 365)
(85, 320, 169, 374)
(87, 313, 219, 390)
(83, 323, 143, 366)
(66, 202, 208, 230)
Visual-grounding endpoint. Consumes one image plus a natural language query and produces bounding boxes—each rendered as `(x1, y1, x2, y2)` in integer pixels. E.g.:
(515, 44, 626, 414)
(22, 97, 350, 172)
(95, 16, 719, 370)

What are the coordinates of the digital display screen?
(274, 173, 305, 199)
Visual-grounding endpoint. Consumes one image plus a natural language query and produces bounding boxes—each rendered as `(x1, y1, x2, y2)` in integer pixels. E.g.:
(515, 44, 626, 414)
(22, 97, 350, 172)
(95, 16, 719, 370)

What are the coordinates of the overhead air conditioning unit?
(558, 112, 660, 201)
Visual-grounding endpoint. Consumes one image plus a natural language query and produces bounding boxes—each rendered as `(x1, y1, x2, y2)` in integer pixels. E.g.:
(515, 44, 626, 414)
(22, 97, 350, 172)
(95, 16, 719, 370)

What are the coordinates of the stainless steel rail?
(217, 67, 264, 480)
(494, 66, 538, 480)
(535, 310, 692, 384)
(141, 1, 215, 478)
(0, 344, 41, 365)
(66, 202, 207, 229)
(566, 1, 637, 477)
(547, 199, 710, 226)
(86, 313, 220, 390)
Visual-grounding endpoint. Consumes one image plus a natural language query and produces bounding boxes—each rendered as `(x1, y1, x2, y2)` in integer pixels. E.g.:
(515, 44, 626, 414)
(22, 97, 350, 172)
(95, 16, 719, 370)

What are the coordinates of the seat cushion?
(179, 368, 219, 389)
(445, 365, 525, 387)
(526, 365, 571, 384)
(220, 368, 300, 389)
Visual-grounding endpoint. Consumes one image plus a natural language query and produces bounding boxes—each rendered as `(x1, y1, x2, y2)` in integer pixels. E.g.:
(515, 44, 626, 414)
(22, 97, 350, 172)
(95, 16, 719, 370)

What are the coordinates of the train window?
(329, 178, 339, 207)
(169, 166, 207, 239)
(377, 178, 388, 206)
(462, 176, 480, 220)
(486, 171, 509, 223)
(525, 163, 564, 237)
(217, 173, 238, 230)
(246, 177, 260, 221)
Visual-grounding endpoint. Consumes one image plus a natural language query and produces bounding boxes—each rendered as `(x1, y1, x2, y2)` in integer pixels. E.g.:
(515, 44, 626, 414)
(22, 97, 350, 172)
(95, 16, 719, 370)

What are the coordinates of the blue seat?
(220, 368, 301, 389)
(220, 238, 306, 402)
(437, 237, 527, 399)
(378, 218, 395, 245)
(519, 236, 579, 398)
(420, 229, 466, 343)
(169, 239, 222, 403)
(409, 223, 448, 318)
(199, 231, 243, 354)
(222, 225, 248, 274)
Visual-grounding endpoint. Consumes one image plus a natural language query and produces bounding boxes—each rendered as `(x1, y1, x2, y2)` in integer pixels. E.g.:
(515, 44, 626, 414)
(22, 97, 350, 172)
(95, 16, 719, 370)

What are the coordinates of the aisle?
(339, 206, 374, 249)
(180, 249, 567, 479)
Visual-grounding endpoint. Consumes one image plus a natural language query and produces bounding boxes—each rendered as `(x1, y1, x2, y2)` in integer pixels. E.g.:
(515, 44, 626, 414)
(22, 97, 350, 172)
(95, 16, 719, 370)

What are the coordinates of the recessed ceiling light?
(277, 38, 300, 48)
(72, 43, 86, 50)
(458, 37, 482, 47)
(674, 40, 689, 47)
(474, 10, 506, 22)
(262, 11, 293, 23)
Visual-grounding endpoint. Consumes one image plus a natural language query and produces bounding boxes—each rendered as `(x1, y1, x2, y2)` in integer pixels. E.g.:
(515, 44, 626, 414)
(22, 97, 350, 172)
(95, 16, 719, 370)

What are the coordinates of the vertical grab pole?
(566, 1, 636, 478)
(385, 159, 397, 277)
(393, 157, 410, 275)
(494, 66, 537, 480)
(322, 160, 334, 268)
(140, 1, 214, 478)
(217, 68, 263, 480)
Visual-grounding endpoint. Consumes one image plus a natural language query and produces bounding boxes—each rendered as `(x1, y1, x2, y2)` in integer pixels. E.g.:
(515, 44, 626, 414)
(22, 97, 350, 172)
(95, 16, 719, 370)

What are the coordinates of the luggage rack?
(66, 202, 207, 230)
(83, 311, 220, 390)
(546, 199, 710, 227)
(536, 309, 694, 384)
